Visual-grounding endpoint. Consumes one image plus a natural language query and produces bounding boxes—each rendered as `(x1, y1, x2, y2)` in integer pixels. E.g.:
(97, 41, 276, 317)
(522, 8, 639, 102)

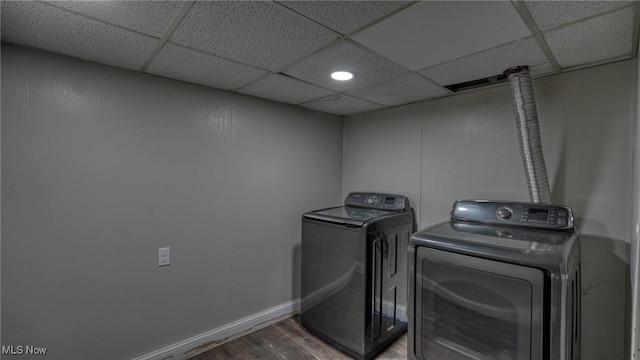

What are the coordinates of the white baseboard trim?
(131, 299, 301, 360)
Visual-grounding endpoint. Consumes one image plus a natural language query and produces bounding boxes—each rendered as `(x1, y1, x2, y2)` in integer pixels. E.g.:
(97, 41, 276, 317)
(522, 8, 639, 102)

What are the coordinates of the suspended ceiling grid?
(2, 1, 639, 116)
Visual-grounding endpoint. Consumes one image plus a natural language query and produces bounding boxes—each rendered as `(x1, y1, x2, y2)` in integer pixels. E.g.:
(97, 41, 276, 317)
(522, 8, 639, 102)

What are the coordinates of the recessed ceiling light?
(331, 71, 354, 81)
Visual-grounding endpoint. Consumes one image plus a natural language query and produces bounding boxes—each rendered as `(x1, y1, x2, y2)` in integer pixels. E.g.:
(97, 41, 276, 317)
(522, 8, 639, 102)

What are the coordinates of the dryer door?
(414, 247, 545, 360)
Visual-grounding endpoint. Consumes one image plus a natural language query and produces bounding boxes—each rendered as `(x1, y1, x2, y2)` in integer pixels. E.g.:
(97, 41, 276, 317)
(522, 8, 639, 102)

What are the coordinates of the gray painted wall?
(345, 60, 634, 359)
(631, 51, 640, 359)
(343, 102, 422, 220)
(1, 44, 343, 359)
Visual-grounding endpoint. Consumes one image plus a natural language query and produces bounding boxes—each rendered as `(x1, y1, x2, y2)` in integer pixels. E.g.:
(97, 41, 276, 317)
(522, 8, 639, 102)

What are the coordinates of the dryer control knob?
(496, 207, 512, 220)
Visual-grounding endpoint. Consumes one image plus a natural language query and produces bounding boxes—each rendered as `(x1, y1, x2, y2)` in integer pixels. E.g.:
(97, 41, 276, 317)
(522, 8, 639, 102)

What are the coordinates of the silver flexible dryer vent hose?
(504, 66, 551, 204)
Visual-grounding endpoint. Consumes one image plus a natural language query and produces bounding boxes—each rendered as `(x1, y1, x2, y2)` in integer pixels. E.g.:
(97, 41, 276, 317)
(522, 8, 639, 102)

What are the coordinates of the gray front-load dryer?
(409, 200, 581, 360)
(302, 192, 414, 360)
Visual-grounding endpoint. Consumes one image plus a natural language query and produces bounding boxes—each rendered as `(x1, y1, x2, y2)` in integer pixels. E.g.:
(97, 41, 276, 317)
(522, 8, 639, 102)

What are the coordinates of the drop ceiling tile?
(351, 1, 531, 71)
(284, 41, 409, 92)
(529, 63, 555, 78)
(146, 43, 268, 91)
(419, 38, 549, 86)
(301, 95, 382, 116)
(276, 1, 411, 35)
(348, 74, 450, 106)
(544, 7, 633, 68)
(525, 1, 632, 31)
(170, 1, 339, 71)
(45, 1, 183, 37)
(1, 1, 157, 70)
(238, 74, 335, 105)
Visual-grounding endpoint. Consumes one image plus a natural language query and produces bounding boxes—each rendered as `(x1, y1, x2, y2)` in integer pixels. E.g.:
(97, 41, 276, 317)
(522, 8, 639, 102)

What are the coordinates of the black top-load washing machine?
(302, 192, 414, 360)
(409, 200, 580, 360)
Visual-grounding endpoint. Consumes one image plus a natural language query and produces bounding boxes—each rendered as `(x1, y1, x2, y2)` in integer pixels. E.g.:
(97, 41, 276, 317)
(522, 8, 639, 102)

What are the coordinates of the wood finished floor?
(189, 314, 407, 360)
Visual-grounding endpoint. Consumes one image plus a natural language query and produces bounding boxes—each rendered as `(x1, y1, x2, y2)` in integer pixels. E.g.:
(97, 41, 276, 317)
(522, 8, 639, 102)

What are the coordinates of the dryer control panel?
(345, 192, 409, 212)
(451, 200, 574, 230)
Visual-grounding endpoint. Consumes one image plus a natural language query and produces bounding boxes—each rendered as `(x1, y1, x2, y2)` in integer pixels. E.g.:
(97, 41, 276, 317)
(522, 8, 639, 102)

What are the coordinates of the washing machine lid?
(303, 192, 410, 227)
(304, 206, 398, 227)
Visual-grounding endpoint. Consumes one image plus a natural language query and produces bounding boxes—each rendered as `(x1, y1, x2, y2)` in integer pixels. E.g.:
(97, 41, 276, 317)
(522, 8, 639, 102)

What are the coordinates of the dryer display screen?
(526, 208, 549, 223)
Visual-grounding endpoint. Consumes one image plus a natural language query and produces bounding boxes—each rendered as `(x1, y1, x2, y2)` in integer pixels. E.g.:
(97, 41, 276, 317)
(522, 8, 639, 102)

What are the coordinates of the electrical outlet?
(158, 247, 170, 267)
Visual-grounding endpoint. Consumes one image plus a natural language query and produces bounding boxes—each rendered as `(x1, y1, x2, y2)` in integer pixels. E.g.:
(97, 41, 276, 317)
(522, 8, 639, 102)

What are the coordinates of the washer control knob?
(496, 207, 512, 220)
(367, 195, 378, 205)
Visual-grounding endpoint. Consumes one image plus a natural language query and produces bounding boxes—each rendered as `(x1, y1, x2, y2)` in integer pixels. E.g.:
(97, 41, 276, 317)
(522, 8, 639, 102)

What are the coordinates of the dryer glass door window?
(415, 247, 545, 360)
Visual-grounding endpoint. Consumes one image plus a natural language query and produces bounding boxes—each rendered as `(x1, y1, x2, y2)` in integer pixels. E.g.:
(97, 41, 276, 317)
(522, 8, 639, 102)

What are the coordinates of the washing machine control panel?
(451, 200, 574, 230)
(344, 192, 409, 211)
